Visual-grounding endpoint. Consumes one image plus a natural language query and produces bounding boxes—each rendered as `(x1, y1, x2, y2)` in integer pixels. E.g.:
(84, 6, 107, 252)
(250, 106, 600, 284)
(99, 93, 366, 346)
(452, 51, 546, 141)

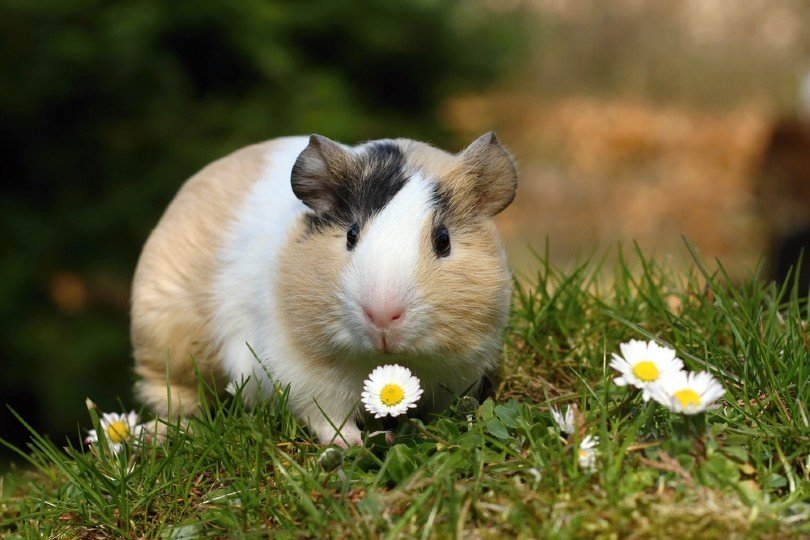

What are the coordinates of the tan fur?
(277, 137, 513, 409)
(275, 219, 371, 431)
(415, 219, 510, 360)
(400, 134, 518, 220)
(399, 139, 459, 180)
(406, 140, 513, 362)
(131, 140, 285, 417)
(276, 219, 346, 364)
(276, 196, 508, 364)
(400, 139, 474, 218)
(133, 134, 517, 438)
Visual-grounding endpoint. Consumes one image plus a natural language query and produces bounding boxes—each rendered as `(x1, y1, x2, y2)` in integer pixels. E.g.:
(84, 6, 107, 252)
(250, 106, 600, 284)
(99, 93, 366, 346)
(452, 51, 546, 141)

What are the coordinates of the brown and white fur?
(131, 133, 517, 446)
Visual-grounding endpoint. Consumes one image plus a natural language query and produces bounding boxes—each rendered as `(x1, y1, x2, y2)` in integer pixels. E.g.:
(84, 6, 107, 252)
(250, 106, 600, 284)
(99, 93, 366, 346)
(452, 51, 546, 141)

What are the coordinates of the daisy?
(85, 411, 141, 454)
(577, 434, 599, 472)
(550, 404, 576, 436)
(610, 339, 685, 400)
(647, 370, 725, 415)
(361, 364, 423, 418)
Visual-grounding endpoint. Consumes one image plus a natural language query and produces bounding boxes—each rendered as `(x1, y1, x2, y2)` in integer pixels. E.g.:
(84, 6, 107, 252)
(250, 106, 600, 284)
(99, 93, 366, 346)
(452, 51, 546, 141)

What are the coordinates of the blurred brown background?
(1, 0, 808, 465)
(474, 1, 810, 279)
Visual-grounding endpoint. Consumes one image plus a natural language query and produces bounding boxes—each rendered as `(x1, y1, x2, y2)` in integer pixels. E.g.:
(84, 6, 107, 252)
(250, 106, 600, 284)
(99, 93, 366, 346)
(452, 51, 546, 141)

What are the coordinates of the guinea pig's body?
(132, 133, 517, 446)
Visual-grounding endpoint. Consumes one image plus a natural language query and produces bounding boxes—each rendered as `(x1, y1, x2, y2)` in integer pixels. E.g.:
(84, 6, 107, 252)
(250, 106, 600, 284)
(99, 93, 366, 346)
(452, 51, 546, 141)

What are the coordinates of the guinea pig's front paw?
(314, 422, 363, 448)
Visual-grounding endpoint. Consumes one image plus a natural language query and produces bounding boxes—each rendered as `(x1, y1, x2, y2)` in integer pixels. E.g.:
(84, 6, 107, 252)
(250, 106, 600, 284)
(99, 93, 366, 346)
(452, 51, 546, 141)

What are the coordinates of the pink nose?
(363, 303, 405, 329)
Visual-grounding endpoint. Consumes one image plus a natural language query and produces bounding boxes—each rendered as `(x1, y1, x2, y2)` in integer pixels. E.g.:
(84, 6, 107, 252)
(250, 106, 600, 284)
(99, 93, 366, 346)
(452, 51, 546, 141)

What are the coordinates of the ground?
(1, 249, 807, 538)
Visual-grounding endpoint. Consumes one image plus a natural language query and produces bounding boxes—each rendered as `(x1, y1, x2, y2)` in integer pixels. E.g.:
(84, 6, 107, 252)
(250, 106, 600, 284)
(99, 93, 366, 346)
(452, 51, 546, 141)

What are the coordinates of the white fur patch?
(210, 136, 311, 400)
(337, 173, 436, 350)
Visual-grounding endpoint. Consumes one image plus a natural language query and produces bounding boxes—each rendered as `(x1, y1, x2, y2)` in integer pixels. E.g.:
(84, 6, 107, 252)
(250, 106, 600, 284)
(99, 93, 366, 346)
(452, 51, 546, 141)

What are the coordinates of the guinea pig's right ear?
(291, 134, 350, 214)
(459, 132, 518, 217)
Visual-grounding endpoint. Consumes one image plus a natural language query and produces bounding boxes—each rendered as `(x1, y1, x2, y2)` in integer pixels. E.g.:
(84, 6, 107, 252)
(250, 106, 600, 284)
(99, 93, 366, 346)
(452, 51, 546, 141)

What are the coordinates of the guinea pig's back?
(131, 136, 309, 411)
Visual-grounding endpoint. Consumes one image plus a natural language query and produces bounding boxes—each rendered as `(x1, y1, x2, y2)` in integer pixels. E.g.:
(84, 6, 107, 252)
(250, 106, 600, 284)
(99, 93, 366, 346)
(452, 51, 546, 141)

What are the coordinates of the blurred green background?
(3, 0, 810, 467)
(0, 0, 529, 465)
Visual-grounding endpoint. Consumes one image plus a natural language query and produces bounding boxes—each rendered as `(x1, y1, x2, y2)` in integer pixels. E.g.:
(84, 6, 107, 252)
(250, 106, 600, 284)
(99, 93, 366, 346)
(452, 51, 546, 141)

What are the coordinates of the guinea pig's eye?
(432, 226, 451, 258)
(346, 222, 360, 250)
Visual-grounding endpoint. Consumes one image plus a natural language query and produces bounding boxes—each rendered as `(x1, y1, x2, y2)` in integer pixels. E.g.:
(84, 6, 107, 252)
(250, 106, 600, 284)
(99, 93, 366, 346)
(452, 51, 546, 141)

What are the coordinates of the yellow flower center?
(632, 361, 659, 382)
(674, 389, 701, 409)
(106, 420, 129, 444)
(380, 383, 405, 406)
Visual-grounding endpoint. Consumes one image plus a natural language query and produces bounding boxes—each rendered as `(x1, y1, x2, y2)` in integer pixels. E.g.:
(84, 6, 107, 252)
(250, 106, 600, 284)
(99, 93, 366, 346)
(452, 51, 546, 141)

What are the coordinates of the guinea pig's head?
(279, 132, 517, 369)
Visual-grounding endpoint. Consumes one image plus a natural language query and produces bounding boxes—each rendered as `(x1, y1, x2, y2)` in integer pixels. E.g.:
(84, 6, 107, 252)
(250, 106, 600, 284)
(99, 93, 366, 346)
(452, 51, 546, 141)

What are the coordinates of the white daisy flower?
(361, 364, 423, 418)
(85, 411, 141, 454)
(648, 370, 725, 415)
(610, 339, 685, 400)
(577, 434, 599, 472)
(550, 405, 576, 436)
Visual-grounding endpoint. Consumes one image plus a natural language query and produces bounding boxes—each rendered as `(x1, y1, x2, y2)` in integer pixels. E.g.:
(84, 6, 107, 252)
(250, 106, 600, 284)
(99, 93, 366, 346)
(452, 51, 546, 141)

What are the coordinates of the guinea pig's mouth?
(368, 330, 400, 354)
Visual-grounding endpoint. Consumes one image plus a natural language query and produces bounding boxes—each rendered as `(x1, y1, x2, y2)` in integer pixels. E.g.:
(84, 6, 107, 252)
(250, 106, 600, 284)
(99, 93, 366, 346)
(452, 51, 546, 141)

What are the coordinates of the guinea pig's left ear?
(460, 131, 518, 216)
(291, 134, 351, 214)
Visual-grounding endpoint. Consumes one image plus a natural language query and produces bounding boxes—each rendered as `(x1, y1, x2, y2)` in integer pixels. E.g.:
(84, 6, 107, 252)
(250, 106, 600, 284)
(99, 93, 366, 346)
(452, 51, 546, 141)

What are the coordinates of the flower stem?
(405, 418, 452, 446)
(687, 412, 707, 460)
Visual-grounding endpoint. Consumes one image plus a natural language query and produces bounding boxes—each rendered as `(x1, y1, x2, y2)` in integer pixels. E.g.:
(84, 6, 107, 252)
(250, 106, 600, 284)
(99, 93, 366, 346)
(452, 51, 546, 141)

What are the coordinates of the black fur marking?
(431, 183, 453, 216)
(432, 182, 453, 225)
(303, 142, 410, 233)
(430, 181, 465, 230)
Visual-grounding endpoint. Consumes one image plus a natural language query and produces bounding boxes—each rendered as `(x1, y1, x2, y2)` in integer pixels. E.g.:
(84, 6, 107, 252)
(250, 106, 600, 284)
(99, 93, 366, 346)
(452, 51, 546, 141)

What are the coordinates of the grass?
(1, 246, 808, 538)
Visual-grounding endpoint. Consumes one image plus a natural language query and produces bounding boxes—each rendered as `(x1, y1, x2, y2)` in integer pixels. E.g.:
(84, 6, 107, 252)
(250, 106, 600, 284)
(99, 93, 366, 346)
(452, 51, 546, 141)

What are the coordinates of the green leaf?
(480, 398, 495, 422)
(485, 418, 511, 440)
(160, 523, 203, 540)
(721, 446, 749, 463)
(494, 403, 518, 428)
(385, 444, 418, 483)
(457, 431, 485, 450)
(765, 474, 788, 489)
(434, 418, 461, 439)
(701, 453, 740, 487)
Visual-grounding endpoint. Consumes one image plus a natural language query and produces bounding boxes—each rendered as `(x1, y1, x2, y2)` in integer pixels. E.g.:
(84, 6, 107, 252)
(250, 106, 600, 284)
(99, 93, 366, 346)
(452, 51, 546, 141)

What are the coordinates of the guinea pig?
(131, 133, 517, 446)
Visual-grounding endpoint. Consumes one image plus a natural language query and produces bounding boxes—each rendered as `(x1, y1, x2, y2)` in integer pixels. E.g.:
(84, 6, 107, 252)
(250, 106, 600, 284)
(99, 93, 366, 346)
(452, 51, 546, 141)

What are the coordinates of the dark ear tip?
(308, 134, 343, 154)
(462, 131, 502, 156)
(308, 134, 324, 147)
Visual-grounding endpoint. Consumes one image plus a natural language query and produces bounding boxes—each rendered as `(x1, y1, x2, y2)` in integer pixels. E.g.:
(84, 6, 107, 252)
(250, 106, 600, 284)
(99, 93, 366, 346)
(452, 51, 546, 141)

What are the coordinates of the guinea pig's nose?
(362, 303, 405, 330)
